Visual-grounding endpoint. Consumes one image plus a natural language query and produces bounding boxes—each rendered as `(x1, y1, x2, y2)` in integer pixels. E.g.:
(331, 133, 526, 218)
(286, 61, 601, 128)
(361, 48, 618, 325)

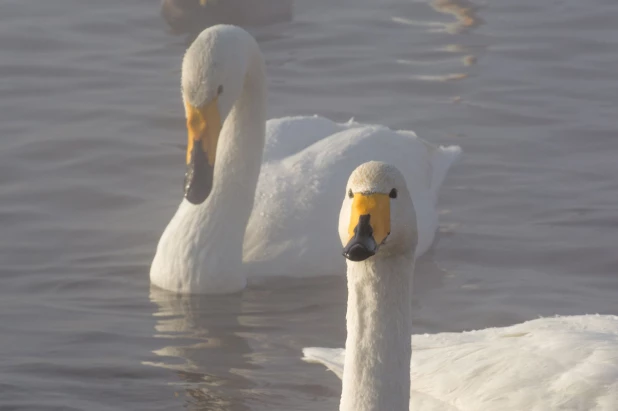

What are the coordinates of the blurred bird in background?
(161, 0, 293, 34)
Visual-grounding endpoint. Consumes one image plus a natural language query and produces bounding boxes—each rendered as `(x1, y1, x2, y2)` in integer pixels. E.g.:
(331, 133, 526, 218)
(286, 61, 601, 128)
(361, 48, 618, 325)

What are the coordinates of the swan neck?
(210, 51, 266, 214)
(180, 48, 266, 291)
(150, 39, 267, 294)
(340, 256, 414, 411)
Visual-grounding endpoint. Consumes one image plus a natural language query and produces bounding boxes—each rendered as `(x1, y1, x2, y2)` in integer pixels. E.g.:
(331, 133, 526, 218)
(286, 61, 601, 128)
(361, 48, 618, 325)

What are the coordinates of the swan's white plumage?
(304, 161, 617, 411)
(150, 25, 461, 294)
(335, 162, 417, 411)
(303, 314, 618, 411)
(245, 116, 461, 277)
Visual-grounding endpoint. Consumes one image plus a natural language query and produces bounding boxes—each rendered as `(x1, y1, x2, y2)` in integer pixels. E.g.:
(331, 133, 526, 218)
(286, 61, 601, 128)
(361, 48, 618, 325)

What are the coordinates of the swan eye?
(217, 85, 224, 95)
(348, 189, 354, 199)
(389, 188, 398, 199)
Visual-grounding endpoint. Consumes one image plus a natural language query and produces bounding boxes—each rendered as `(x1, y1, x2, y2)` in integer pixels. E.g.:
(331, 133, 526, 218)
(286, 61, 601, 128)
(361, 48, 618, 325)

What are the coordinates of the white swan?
(150, 25, 461, 294)
(303, 162, 618, 411)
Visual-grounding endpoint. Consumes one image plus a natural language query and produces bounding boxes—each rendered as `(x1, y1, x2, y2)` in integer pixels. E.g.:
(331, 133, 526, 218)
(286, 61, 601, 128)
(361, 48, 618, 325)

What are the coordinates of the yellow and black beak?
(343, 193, 391, 262)
(184, 98, 222, 205)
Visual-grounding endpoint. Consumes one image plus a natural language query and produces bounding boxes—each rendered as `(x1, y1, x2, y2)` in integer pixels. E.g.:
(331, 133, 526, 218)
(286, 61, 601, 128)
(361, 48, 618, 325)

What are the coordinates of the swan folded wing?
(263, 116, 347, 163)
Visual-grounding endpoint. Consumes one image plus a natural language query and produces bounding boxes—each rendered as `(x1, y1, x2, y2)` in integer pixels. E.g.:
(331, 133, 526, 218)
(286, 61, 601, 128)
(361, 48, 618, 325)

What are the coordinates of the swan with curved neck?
(151, 25, 266, 293)
(337, 161, 417, 411)
(150, 25, 461, 294)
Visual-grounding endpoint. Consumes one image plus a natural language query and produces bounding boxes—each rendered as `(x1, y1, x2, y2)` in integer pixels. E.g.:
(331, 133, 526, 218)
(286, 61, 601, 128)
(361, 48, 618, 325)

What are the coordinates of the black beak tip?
(184, 140, 214, 205)
(184, 168, 212, 204)
(184, 186, 209, 205)
(342, 243, 376, 262)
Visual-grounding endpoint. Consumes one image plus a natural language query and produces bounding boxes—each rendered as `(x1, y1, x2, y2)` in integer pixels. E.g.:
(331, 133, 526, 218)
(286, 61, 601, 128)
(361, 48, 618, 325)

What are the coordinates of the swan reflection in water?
(146, 287, 254, 410)
(144, 255, 450, 410)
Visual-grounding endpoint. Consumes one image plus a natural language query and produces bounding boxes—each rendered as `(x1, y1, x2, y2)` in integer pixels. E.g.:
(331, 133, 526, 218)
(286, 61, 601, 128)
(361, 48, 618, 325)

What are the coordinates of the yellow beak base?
(343, 193, 391, 261)
(184, 98, 222, 204)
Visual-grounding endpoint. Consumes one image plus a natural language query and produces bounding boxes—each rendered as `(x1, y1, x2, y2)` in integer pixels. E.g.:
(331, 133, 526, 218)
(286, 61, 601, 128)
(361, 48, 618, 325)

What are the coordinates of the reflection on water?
(146, 288, 254, 410)
(144, 257, 450, 409)
(431, 0, 483, 33)
(145, 277, 351, 410)
(392, 0, 482, 83)
(391, 0, 481, 34)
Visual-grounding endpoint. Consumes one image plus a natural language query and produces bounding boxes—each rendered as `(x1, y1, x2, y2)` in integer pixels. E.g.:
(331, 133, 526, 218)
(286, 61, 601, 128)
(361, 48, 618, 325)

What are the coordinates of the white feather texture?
(336, 162, 418, 411)
(302, 163, 618, 411)
(303, 315, 618, 411)
(150, 25, 461, 294)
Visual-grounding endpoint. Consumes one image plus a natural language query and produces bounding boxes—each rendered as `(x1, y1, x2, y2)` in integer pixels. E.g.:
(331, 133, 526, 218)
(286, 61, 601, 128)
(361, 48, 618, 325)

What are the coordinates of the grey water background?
(2, 0, 618, 409)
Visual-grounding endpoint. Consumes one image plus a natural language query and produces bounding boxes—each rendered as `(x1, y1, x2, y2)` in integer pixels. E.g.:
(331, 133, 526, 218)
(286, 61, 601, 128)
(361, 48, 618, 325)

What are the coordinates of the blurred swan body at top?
(161, 0, 293, 34)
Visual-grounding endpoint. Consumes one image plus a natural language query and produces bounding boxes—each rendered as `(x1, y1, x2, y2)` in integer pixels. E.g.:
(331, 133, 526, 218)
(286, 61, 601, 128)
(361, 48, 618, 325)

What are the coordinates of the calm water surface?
(2, 0, 618, 409)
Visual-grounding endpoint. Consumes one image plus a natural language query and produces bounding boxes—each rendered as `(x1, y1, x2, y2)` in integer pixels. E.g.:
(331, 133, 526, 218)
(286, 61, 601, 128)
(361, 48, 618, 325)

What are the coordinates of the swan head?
(339, 161, 418, 262)
(181, 24, 261, 204)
